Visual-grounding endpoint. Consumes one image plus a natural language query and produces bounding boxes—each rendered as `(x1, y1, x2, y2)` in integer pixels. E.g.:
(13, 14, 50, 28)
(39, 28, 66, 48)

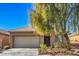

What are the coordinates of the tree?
(30, 4, 54, 35)
(30, 3, 79, 50)
(30, 4, 54, 46)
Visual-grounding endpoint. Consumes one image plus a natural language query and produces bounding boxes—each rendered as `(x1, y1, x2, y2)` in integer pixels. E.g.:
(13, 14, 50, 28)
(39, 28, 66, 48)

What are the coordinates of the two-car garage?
(14, 36, 40, 48)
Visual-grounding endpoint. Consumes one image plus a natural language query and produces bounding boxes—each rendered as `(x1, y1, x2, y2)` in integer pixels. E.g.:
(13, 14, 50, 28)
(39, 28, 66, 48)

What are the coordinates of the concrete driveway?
(0, 48, 39, 56)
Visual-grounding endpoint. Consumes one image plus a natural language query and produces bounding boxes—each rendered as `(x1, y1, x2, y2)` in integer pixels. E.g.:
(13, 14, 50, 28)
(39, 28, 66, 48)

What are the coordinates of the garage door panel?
(14, 36, 40, 48)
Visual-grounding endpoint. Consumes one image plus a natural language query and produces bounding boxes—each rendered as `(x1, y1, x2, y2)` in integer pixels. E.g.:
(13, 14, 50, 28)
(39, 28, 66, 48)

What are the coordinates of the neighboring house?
(0, 30, 10, 48)
(69, 33, 79, 43)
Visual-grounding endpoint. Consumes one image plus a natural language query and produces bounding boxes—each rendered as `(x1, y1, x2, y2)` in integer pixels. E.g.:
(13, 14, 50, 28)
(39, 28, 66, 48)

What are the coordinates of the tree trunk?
(51, 35, 56, 48)
(51, 33, 71, 50)
(63, 33, 71, 50)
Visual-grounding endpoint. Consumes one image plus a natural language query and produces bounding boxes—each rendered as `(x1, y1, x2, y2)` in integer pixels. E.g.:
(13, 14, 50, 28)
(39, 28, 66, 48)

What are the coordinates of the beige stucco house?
(9, 26, 46, 48)
(9, 26, 55, 48)
(10, 26, 79, 48)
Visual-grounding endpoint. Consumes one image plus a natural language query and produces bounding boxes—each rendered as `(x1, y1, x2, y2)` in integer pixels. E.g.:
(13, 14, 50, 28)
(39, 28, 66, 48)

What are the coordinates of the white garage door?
(14, 36, 40, 48)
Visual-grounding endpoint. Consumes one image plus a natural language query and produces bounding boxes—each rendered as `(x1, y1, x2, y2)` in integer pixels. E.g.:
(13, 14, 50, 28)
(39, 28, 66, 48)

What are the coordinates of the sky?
(0, 3, 33, 31)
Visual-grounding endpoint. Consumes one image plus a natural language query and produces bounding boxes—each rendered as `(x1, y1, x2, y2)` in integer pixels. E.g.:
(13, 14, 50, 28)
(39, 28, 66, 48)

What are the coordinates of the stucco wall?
(0, 35, 2, 48)
(0, 34, 9, 48)
(39, 36, 44, 44)
(2, 35, 9, 48)
(50, 35, 55, 46)
(10, 32, 44, 48)
(69, 35, 79, 43)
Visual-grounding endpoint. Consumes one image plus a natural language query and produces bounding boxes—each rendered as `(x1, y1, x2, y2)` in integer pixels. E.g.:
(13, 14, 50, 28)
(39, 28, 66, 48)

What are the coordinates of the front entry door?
(44, 36, 50, 46)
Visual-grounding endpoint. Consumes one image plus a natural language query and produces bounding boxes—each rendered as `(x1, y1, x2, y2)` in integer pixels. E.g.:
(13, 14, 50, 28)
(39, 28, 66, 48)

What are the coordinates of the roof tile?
(10, 26, 35, 32)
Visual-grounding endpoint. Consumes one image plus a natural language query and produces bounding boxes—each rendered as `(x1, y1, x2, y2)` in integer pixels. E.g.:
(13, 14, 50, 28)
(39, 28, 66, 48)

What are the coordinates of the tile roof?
(9, 26, 35, 32)
(0, 29, 10, 35)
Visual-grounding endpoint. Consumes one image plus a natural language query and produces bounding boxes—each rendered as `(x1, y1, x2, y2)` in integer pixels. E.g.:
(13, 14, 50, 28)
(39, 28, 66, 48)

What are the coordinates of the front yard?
(0, 47, 79, 56)
(0, 42, 79, 56)
(39, 43, 79, 56)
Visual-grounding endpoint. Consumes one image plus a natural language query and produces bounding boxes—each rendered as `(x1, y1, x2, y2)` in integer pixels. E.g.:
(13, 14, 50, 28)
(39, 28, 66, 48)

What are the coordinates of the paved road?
(0, 48, 38, 56)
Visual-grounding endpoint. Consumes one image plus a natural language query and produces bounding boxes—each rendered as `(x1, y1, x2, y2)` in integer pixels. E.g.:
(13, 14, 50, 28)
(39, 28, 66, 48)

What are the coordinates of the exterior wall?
(10, 32, 44, 48)
(69, 35, 79, 43)
(10, 32, 37, 36)
(10, 32, 36, 48)
(2, 35, 9, 48)
(9, 35, 13, 48)
(0, 35, 2, 48)
(0, 34, 9, 48)
(39, 36, 44, 44)
(50, 34, 79, 45)
(50, 35, 55, 46)
(10, 31, 79, 48)
(11, 32, 70, 47)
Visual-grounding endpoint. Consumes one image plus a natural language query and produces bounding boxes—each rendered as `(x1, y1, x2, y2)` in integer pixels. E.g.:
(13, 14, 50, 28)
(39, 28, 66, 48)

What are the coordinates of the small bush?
(39, 43, 48, 54)
(40, 43, 47, 49)
(53, 40, 63, 48)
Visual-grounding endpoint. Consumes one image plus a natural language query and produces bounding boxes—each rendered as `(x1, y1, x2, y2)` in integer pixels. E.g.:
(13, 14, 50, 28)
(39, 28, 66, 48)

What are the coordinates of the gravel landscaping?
(39, 48, 79, 56)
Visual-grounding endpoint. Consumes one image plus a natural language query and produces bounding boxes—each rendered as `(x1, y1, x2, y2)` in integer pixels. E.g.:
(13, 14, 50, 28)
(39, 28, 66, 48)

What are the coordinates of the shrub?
(40, 43, 47, 49)
(39, 43, 48, 54)
(53, 40, 63, 48)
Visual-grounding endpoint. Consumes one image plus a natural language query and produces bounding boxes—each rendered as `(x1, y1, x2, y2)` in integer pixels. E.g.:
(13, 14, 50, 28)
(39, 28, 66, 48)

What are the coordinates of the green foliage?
(30, 3, 79, 50)
(31, 3, 79, 34)
(40, 43, 47, 50)
(39, 43, 48, 53)
(30, 4, 56, 35)
(53, 39, 62, 48)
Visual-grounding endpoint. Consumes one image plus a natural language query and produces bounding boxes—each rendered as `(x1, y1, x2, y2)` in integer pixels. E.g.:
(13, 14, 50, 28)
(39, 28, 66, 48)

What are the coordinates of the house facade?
(0, 27, 78, 48)
(9, 27, 43, 48)
(9, 26, 55, 48)
(0, 30, 10, 48)
(10, 26, 79, 48)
